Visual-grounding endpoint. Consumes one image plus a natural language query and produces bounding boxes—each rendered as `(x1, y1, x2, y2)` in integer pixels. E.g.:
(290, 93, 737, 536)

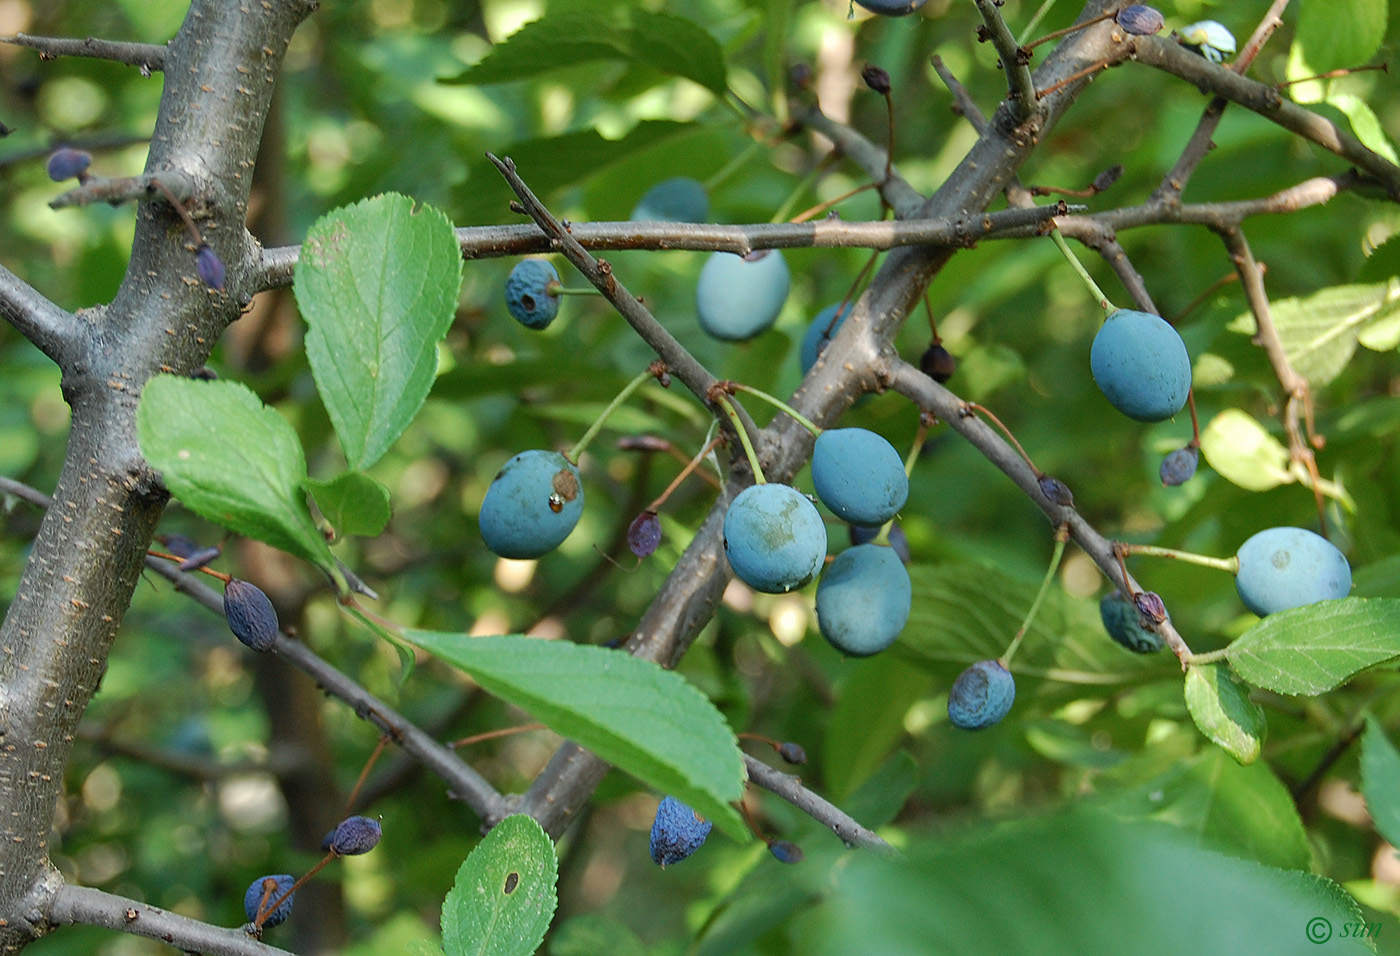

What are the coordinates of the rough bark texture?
(0, 1, 317, 949)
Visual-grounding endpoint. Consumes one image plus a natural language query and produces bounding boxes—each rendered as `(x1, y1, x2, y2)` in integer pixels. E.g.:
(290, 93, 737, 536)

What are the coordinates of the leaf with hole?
(441, 815, 557, 956)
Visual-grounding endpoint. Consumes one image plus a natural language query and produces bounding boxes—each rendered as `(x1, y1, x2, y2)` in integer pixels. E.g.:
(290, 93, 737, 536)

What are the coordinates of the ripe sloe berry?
(505, 259, 561, 330)
(816, 544, 911, 657)
(1089, 309, 1191, 422)
(650, 796, 712, 867)
(627, 510, 662, 558)
(46, 147, 91, 182)
(1159, 446, 1199, 486)
(947, 660, 1015, 730)
(631, 177, 709, 224)
(723, 484, 827, 593)
(696, 250, 790, 342)
(223, 579, 279, 652)
(1234, 527, 1351, 616)
(479, 450, 583, 559)
(919, 343, 956, 383)
(1099, 590, 1164, 654)
(244, 874, 295, 927)
(853, 0, 929, 15)
(810, 428, 908, 527)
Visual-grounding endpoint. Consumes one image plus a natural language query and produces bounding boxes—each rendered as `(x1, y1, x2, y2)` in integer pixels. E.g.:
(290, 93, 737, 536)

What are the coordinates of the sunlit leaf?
(1226, 598, 1400, 695)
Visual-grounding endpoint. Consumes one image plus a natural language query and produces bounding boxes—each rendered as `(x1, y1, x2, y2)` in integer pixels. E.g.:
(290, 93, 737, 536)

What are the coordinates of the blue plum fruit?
(1234, 527, 1351, 616)
(650, 796, 712, 866)
(723, 484, 827, 593)
(1089, 309, 1191, 422)
(799, 303, 850, 374)
(815, 544, 912, 657)
(505, 259, 561, 330)
(810, 428, 908, 527)
(696, 250, 790, 341)
(947, 660, 1015, 730)
(1099, 590, 1164, 654)
(479, 450, 583, 559)
(631, 177, 709, 223)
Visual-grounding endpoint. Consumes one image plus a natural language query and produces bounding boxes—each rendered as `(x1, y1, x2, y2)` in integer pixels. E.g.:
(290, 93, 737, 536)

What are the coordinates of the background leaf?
(294, 193, 463, 471)
(1228, 283, 1400, 387)
(1184, 663, 1265, 765)
(1226, 598, 1400, 695)
(136, 377, 333, 572)
(404, 632, 747, 840)
(1361, 715, 1400, 849)
(304, 470, 392, 538)
(441, 815, 558, 956)
(1199, 409, 1293, 492)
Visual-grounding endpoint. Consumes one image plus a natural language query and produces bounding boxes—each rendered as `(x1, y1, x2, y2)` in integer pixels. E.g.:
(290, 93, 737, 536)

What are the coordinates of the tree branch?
(972, 0, 1036, 121)
(743, 755, 892, 854)
(1, 34, 166, 73)
(0, 265, 82, 368)
(48, 885, 298, 956)
(49, 171, 195, 210)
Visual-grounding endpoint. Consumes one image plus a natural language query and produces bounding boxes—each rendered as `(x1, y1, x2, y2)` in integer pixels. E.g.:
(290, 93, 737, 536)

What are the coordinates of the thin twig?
(971, 0, 1037, 120)
(50, 171, 196, 210)
(743, 755, 893, 854)
(50, 884, 298, 956)
(2, 33, 167, 72)
(0, 265, 81, 368)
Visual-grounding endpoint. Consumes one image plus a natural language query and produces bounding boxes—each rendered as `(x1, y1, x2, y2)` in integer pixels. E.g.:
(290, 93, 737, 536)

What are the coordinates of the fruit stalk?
(1118, 542, 1238, 574)
(1049, 227, 1113, 314)
(566, 364, 666, 464)
(1000, 524, 1069, 668)
(712, 393, 768, 483)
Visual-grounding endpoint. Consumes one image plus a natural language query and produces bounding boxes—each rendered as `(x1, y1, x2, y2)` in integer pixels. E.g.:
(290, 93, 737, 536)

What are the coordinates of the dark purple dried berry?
(789, 63, 813, 91)
(919, 343, 956, 383)
(861, 65, 892, 95)
(1133, 590, 1168, 626)
(1038, 476, 1074, 507)
(617, 434, 672, 452)
(244, 874, 295, 928)
(195, 244, 226, 291)
(777, 741, 807, 764)
(850, 523, 912, 565)
(178, 545, 222, 572)
(650, 797, 712, 866)
(46, 147, 91, 182)
(1116, 4, 1165, 36)
(768, 840, 804, 864)
(223, 579, 279, 652)
(326, 815, 381, 855)
(628, 510, 663, 558)
(190, 366, 219, 381)
(161, 534, 201, 559)
(1159, 445, 1199, 486)
(1091, 164, 1124, 193)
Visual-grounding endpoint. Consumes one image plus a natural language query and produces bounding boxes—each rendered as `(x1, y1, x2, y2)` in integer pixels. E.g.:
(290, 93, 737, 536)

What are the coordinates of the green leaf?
(1104, 749, 1312, 870)
(1361, 715, 1400, 848)
(441, 815, 558, 956)
(136, 376, 333, 572)
(448, 10, 726, 93)
(1199, 409, 1293, 492)
(403, 632, 747, 840)
(294, 193, 463, 471)
(823, 655, 930, 801)
(1226, 598, 1400, 695)
(549, 915, 648, 956)
(1228, 283, 1400, 387)
(1289, 0, 1387, 80)
(304, 471, 392, 538)
(792, 806, 1370, 956)
(407, 943, 448, 956)
(1328, 93, 1400, 165)
(1184, 663, 1265, 765)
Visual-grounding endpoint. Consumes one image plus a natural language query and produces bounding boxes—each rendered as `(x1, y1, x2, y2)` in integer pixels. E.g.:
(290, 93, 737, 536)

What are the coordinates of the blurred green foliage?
(4, 0, 1400, 954)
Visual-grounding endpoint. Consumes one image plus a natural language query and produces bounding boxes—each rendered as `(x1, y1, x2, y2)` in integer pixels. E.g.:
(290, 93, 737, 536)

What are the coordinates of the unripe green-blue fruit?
(696, 250, 790, 341)
(723, 484, 827, 593)
(810, 428, 908, 527)
(816, 544, 912, 656)
(1099, 590, 1164, 653)
(799, 303, 850, 374)
(1089, 308, 1191, 422)
(650, 796, 712, 866)
(479, 450, 583, 559)
(505, 259, 561, 330)
(631, 177, 709, 223)
(948, 660, 1015, 730)
(1234, 527, 1351, 616)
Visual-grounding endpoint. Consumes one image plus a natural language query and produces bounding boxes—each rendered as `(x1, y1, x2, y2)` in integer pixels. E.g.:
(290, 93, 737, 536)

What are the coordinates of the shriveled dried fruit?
(324, 815, 381, 855)
(919, 343, 956, 383)
(223, 579, 279, 652)
(627, 510, 662, 558)
(244, 874, 295, 928)
(196, 244, 226, 291)
(1159, 446, 1199, 486)
(46, 147, 91, 182)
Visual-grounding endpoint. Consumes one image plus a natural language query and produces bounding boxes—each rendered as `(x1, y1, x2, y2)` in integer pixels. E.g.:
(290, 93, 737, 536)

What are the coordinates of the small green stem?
(1000, 526, 1068, 668)
(545, 282, 604, 298)
(1184, 648, 1231, 667)
(904, 415, 933, 478)
(567, 367, 658, 464)
(1017, 0, 1061, 45)
(705, 139, 764, 192)
(771, 161, 828, 225)
(1049, 228, 1113, 315)
(727, 382, 821, 436)
(714, 393, 766, 483)
(1119, 543, 1239, 574)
